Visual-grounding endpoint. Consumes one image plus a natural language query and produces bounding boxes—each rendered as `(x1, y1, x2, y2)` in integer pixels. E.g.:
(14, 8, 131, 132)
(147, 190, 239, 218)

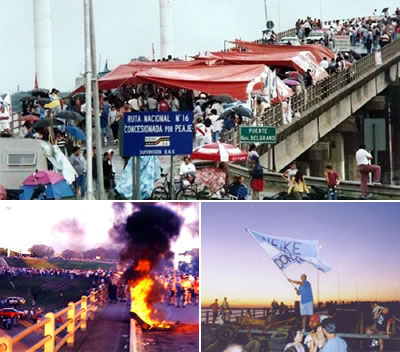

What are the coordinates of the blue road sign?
(123, 111, 193, 156)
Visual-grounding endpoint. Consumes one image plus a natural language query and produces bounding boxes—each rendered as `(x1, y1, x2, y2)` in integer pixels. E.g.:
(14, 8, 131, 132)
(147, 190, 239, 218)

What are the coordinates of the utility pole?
(89, 0, 106, 199)
(83, 0, 93, 200)
(264, 0, 268, 27)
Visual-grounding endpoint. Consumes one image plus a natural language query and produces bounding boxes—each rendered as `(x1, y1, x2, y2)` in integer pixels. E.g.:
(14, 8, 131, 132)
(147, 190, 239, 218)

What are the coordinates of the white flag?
(247, 229, 332, 273)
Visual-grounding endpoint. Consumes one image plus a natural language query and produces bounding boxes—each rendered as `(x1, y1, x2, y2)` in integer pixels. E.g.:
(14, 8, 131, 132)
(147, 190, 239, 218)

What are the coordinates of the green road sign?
(240, 126, 276, 144)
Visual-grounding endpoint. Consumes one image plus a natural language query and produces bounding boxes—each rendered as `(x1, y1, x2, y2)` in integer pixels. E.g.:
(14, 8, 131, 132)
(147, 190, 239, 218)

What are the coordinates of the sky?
(0, 202, 199, 256)
(201, 202, 400, 307)
(1, 0, 399, 92)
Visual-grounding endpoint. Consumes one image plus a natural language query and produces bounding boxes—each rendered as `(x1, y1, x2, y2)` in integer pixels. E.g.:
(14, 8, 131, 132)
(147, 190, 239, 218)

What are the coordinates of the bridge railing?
(201, 307, 296, 325)
(0, 284, 106, 352)
(223, 37, 400, 146)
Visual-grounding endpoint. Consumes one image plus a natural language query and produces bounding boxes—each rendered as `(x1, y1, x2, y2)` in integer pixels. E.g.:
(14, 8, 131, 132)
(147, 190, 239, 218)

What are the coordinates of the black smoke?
(111, 203, 183, 281)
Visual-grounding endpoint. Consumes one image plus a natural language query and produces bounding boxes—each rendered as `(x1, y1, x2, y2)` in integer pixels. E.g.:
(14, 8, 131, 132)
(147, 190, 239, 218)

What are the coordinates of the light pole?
(264, 0, 268, 27)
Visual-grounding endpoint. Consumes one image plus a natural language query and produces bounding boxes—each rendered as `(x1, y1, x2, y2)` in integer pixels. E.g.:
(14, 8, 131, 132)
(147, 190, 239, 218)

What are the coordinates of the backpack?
(158, 101, 169, 112)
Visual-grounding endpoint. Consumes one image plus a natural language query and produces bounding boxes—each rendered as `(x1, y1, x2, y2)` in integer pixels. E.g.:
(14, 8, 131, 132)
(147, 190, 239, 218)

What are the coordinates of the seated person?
(228, 176, 248, 199)
(179, 156, 196, 185)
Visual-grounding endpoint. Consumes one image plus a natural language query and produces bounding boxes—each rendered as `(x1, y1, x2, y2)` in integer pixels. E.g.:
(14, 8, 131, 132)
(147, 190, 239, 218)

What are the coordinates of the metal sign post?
(170, 155, 174, 200)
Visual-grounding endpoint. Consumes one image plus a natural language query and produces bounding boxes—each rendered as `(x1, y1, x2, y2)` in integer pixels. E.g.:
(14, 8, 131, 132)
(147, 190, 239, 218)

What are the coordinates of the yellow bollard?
(44, 313, 55, 352)
(89, 291, 96, 320)
(81, 296, 87, 331)
(67, 302, 76, 346)
(0, 336, 13, 352)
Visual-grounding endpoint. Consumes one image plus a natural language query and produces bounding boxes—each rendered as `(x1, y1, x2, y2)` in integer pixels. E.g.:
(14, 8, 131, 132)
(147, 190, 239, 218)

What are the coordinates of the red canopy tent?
(71, 60, 212, 94)
(196, 50, 329, 82)
(230, 40, 335, 63)
(136, 64, 270, 101)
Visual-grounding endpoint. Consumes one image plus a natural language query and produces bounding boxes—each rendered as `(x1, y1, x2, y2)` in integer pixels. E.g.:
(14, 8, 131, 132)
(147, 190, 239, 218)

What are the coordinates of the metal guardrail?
(202, 307, 295, 325)
(0, 285, 106, 352)
(223, 37, 400, 146)
(227, 164, 400, 197)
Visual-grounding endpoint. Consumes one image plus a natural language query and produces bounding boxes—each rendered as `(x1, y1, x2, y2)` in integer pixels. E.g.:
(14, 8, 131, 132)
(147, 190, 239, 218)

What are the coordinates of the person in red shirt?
(324, 165, 340, 200)
(158, 96, 170, 112)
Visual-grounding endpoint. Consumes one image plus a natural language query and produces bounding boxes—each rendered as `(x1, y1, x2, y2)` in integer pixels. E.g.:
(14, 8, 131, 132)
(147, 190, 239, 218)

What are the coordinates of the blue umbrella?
(66, 125, 86, 141)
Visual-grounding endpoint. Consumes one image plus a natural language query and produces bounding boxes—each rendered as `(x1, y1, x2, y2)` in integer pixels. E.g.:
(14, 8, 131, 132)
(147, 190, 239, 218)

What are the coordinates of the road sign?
(123, 111, 193, 156)
(266, 20, 274, 30)
(334, 35, 351, 52)
(240, 126, 276, 144)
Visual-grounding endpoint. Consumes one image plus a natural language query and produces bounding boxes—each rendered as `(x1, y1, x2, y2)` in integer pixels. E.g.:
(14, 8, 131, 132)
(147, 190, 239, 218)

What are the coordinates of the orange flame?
(129, 260, 172, 328)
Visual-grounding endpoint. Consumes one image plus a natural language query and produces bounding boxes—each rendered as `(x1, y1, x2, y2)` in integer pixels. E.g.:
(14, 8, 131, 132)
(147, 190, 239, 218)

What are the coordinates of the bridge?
(224, 34, 400, 189)
(0, 286, 198, 352)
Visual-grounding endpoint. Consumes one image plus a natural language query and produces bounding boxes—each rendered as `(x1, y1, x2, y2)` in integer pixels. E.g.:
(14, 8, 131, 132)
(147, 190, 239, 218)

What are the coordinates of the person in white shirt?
(203, 118, 213, 144)
(211, 102, 224, 116)
(128, 95, 140, 112)
(320, 57, 329, 71)
(195, 117, 206, 147)
(170, 95, 180, 112)
(147, 95, 158, 111)
(0, 105, 10, 132)
(355, 144, 381, 198)
(209, 109, 223, 142)
(179, 156, 196, 185)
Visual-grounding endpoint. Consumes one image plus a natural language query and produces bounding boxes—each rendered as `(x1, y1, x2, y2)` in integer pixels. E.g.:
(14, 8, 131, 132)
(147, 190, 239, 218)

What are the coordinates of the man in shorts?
(366, 306, 392, 352)
(288, 274, 314, 332)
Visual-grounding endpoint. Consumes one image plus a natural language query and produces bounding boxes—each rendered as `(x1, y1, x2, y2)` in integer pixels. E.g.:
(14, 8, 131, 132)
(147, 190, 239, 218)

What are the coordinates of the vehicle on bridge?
(5, 297, 26, 306)
(278, 36, 301, 46)
(307, 30, 325, 44)
(0, 308, 25, 319)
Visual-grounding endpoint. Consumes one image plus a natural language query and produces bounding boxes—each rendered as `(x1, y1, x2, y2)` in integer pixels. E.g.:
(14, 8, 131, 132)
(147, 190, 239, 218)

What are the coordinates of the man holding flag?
(288, 274, 314, 332)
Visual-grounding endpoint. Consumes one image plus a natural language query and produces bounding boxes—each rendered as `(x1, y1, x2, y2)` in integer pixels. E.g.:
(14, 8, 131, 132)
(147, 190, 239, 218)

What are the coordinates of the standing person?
(324, 165, 340, 200)
(102, 152, 113, 199)
(157, 96, 170, 112)
(356, 144, 381, 199)
(288, 274, 314, 332)
(288, 171, 310, 200)
(147, 94, 158, 112)
(195, 117, 206, 147)
(249, 155, 264, 200)
(248, 144, 259, 161)
(209, 109, 222, 142)
(108, 105, 119, 145)
(203, 118, 213, 144)
(69, 146, 85, 199)
(320, 319, 347, 351)
(366, 307, 392, 352)
(282, 161, 298, 190)
(221, 297, 232, 323)
(101, 98, 111, 146)
(210, 299, 219, 324)
(170, 94, 180, 112)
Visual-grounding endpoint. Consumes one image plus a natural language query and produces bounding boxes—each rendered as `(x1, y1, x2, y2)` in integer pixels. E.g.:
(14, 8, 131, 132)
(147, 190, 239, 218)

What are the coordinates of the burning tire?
(215, 325, 237, 344)
(270, 332, 289, 344)
(245, 339, 261, 352)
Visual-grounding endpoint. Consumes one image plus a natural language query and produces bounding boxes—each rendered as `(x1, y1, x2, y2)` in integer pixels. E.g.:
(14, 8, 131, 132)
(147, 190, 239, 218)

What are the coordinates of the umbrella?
(32, 119, 64, 129)
(381, 7, 389, 13)
(18, 115, 40, 122)
(20, 170, 74, 200)
(19, 95, 35, 102)
(214, 94, 236, 104)
(55, 110, 82, 120)
(201, 98, 217, 111)
(218, 105, 253, 120)
(191, 142, 248, 162)
(31, 88, 49, 97)
(36, 98, 52, 105)
(44, 100, 60, 109)
(283, 78, 301, 86)
(66, 125, 86, 141)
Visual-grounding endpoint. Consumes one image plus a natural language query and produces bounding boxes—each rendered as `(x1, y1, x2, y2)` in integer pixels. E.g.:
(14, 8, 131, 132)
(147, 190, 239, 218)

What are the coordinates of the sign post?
(334, 35, 351, 52)
(123, 111, 193, 200)
(240, 126, 277, 144)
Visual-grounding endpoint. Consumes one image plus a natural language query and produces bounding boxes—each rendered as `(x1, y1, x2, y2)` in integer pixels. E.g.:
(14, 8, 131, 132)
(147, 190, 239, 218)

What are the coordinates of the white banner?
(247, 229, 332, 273)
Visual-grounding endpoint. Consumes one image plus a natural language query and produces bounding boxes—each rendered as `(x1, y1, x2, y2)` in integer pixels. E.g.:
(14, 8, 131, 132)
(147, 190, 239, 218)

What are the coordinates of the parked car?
(0, 308, 25, 319)
(307, 30, 325, 44)
(5, 297, 26, 306)
(278, 36, 301, 46)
